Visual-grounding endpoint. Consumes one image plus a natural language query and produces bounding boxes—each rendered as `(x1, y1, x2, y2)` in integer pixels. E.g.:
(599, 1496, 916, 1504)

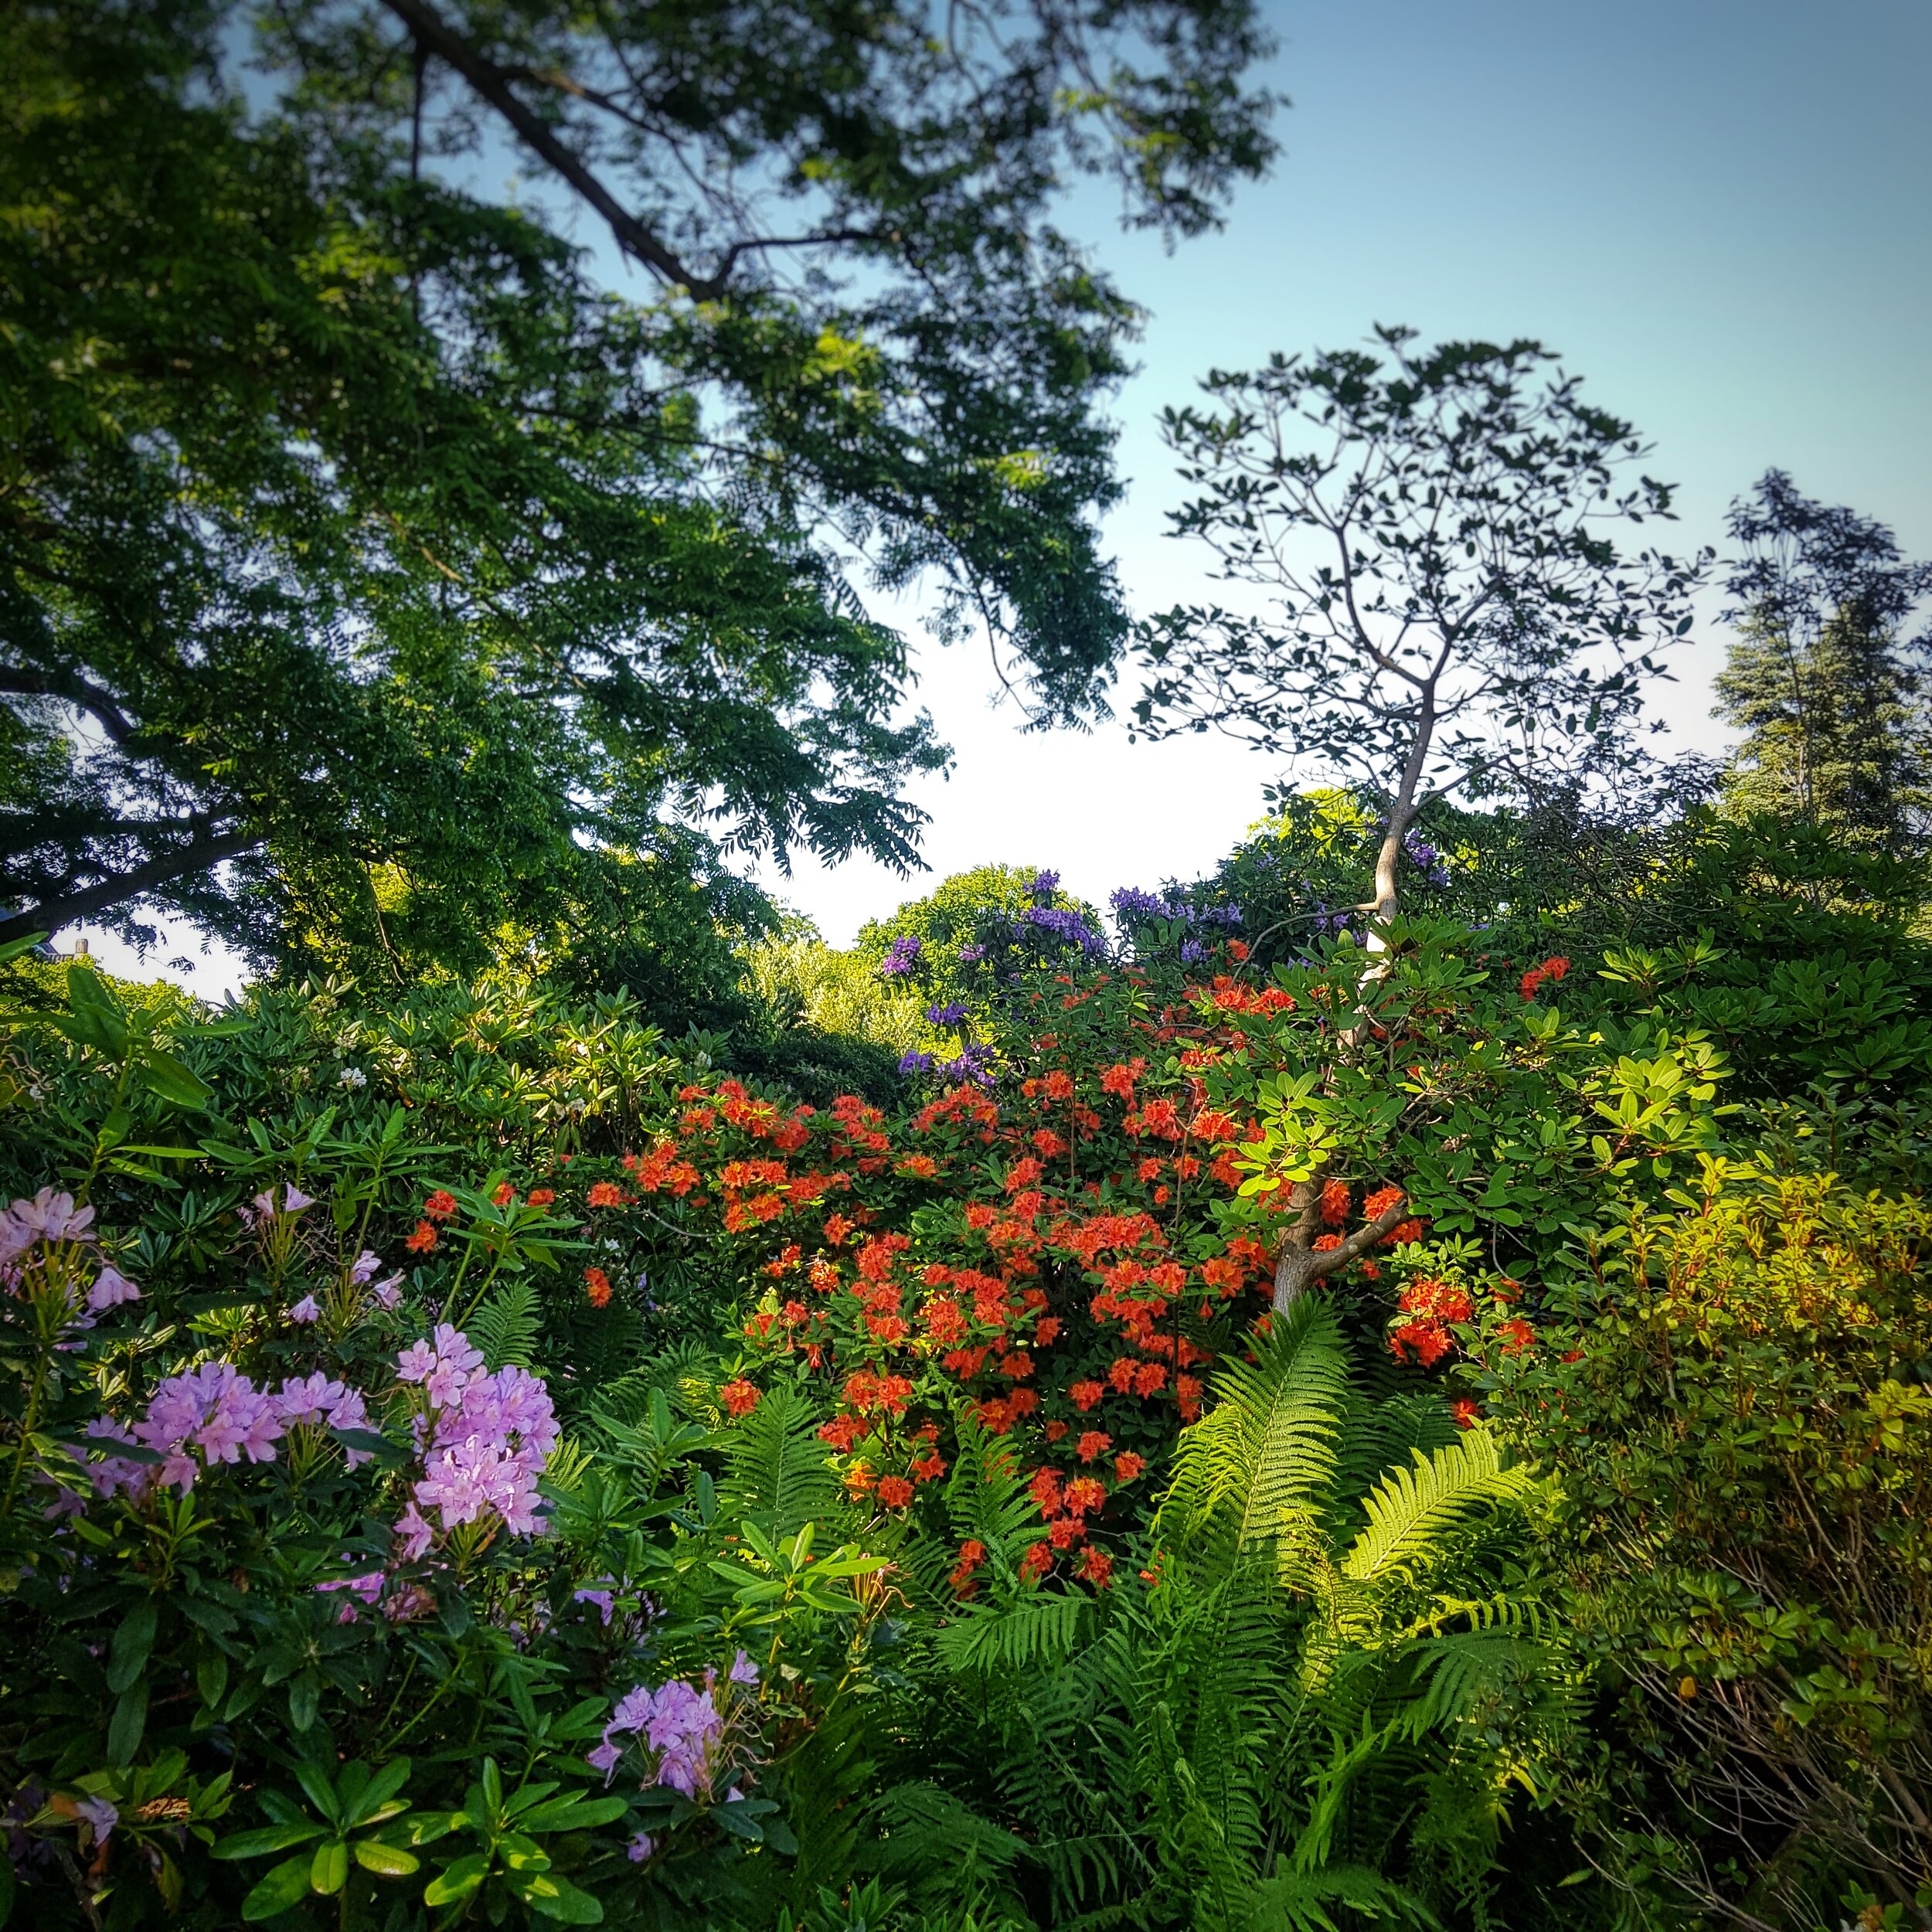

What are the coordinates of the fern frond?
(1341, 1432, 1538, 1588)
(470, 1278, 540, 1369)
(716, 1384, 838, 1536)
(1161, 1296, 1349, 1575)
(936, 1590, 1089, 1673)
(1250, 1862, 1440, 1931)
(944, 1410, 1040, 1580)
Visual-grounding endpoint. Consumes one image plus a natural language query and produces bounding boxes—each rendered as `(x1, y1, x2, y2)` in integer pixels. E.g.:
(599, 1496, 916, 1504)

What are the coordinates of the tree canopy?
(1131, 327, 1707, 920)
(0, 0, 1278, 964)
(1715, 469, 1932, 853)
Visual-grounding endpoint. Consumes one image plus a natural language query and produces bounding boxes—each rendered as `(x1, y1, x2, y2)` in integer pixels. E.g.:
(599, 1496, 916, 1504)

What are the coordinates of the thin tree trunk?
(1365, 686, 1438, 933)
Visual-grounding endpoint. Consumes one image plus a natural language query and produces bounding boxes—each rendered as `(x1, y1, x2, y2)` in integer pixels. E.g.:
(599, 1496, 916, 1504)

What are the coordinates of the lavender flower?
(924, 1002, 968, 1027)
(957, 943, 985, 964)
(134, 1363, 284, 1492)
(1, 1188, 94, 1264)
(1028, 869, 1060, 899)
(85, 1264, 140, 1313)
(879, 934, 923, 978)
(897, 1049, 934, 1076)
(349, 1250, 383, 1284)
(287, 1295, 321, 1324)
(1180, 939, 1207, 965)
(593, 1677, 729, 1798)
(73, 1796, 117, 1847)
(628, 1832, 655, 1862)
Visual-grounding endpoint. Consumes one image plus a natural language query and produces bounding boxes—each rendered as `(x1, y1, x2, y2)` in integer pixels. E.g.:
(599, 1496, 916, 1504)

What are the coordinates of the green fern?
(469, 1277, 540, 1369)
(935, 1590, 1089, 1673)
(716, 1384, 838, 1536)
(1161, 1295, 1350, 1575)
(1341, 1431, 1537, 1587)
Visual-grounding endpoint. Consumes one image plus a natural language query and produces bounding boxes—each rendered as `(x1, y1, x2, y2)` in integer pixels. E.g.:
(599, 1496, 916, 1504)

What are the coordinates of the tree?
(1131, 328, 1706, 924)
(1715, 470, 1932, 852)
(0, 0, 1278, 961)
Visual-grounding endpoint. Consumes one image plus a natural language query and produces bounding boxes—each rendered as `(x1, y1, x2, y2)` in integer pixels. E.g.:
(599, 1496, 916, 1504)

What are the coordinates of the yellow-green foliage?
(742, 931, 925, 1054)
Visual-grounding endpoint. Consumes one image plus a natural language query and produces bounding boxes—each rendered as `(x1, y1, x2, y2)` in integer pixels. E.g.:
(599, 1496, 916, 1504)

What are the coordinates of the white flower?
(338, 1066, 368, 1089)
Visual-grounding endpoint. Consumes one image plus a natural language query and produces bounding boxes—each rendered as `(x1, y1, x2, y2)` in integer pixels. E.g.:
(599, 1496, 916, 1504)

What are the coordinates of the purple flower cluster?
(395, 1325, 557, 1555)
(1022, 906, 1103, 954)
(93, 1363, 376, 1497)
(937, 1041, 995, 1087)
(1110, 886, 1183, 923)
(924, 1001, 968, 1028)
(589, 1652, 759, 1797)
(0, 1187, 94, 1260)
(957, 943, 986, 964)
(897, 1049, 934, 1075)
(351, 1249, 406, 1310)
(1, 1189, 142, 1331)
(1027, 870, 1060, 899)
(879, 934, 923, 978)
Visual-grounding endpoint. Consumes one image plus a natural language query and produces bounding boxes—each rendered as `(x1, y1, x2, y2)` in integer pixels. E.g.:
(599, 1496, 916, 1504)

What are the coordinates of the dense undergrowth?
(1, 804, 1927, 1932)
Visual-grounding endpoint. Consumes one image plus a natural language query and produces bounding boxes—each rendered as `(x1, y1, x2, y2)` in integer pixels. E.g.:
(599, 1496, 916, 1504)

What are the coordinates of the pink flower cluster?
(89, 1366, 372, 1498)
(589, 1654, 759, 1798)
(236, 1183, 315, 1228)
(394, 1325, 557, 1557)
(2, 1189, 141, 1327)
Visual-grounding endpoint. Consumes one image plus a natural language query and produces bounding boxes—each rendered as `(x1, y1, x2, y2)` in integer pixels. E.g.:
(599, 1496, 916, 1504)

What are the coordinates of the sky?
(77, 0, 1932, 988)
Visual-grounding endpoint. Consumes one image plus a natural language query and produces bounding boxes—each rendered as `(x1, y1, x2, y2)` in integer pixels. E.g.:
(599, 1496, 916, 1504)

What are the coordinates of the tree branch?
(0, 666, 138, 743)
(378, 0, 726, 298)
(0, 829, 264, 946)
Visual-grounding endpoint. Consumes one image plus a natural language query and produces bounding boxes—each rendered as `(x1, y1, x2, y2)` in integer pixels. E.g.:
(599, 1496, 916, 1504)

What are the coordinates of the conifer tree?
(1716, 471, 1932, 852)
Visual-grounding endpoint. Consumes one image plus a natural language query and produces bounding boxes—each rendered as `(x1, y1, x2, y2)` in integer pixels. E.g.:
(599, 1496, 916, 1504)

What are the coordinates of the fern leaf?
(936, 1590, 1089, 1673)
(470, 1278, 540, 1369)
(1341, 1431, 1538, 1587)
(1162, 1296, 1350, 1574)
(716, 1384, 837, 1536)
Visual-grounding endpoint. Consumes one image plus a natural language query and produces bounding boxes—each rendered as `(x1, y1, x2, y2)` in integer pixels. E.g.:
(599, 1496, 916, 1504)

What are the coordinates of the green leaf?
(242, 1854, 317, 1920)
(105, 1599, 158, 1694)
(346, 1757, 412, 1828)
(423, 1852, 492, 1906)
(516, 1795, 629, 1833)
(310, 1838, 349, 1895)
(352, 1838, 420, 1878)
(140, 1046, 214, 1109)
(107, 1680, 147, 1767)
(513, 1871, 605, 1923)
(213, 1823, 325, 1861)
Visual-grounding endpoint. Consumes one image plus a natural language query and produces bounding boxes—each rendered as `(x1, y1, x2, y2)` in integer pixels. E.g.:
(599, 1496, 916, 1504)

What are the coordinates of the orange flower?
(405, 1221, 439, 1253)
(1450, 1398, 1482, 1428)
(1114, 1451, 1145, 1483)
(1077, 1430, 1113, 1463)
(718, 1379, 762, 1417)
(492, 1182, 516, 1206)
(1019, 1543, 1053, 1582)
(1319, 1178, 1351, 1226)
(527, 1187, 555, 1207)
(423, 1190, 458, 1223)
(1362, 1185, 1406, 1222)
(583, 1265, 613, 1308)
(587, 1180, 627, 1209)
(1079, 1545, 1114, 1587)
(1070, 1379, 1104, 1412)
(1226, 939, 1250, 962)
(876, 1475, 914, 1509)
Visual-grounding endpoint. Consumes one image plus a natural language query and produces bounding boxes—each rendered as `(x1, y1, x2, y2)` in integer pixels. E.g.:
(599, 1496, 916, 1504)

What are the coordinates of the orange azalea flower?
(1079, 1546, 1114, 1587)
(527, 1188, 555, 1207)
(405, 1221, 438, 1253)
(718, 1378, 761, 1417)
(1070, 1379, 1104, 1412)
(423, 1190, 458, 1223)
(876, 1475, 914, 1509)
(1450, 1398, 1482, 1428)
(587, 1180, 626, 1209)
(492, 1182, 516, 1206)
(583, 1266, 613, 1308)
(1319, 1178, 1351, 1225)
(1077, 1430, 1113, 1463)
(1114, 1451, 1145, 1483)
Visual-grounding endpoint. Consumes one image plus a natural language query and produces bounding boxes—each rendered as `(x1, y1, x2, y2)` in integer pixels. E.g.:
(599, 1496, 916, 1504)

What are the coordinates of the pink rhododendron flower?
(84, 1264, 139, 1312)
(287, 1295, 321, 1324)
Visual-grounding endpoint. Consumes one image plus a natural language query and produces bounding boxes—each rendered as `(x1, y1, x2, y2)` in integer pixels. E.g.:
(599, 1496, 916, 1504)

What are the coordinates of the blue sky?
(89, 0, 1932, 985)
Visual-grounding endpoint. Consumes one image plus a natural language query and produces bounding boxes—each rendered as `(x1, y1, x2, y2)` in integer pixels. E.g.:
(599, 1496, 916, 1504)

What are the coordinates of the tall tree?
(0, 0, 1277, 961)
(1715, 470, 1932, 852)
(1131, 327, 1706, 924)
